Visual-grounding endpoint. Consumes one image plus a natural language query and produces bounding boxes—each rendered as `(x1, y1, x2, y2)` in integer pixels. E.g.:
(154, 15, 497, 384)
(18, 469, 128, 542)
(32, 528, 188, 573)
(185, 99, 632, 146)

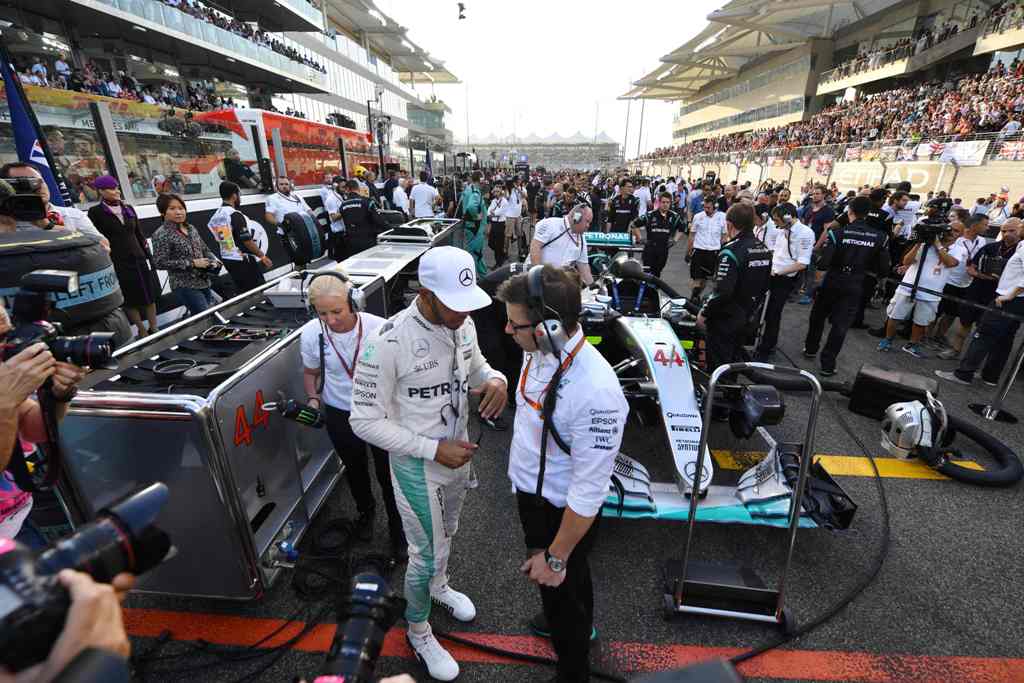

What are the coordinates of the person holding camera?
(0, 173, 131, 348)
(937, 217, 1024, 386)
(151, 193, 220, 316)
(350, 247, 507, 682)
(804, 196, 890, 376)
(0, 163, 108, 251)
(299, 272, 404, 557)
(496, 265, 627, 683)
(87, 175, 160, 339)
(929, 211, 986, 348)
(877, 216, 962, 358)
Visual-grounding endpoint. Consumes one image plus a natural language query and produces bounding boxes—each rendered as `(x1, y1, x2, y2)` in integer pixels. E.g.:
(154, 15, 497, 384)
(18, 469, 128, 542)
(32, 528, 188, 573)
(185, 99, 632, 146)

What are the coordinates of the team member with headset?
(496, 265, 628, 683)
(754, 204, 815, 360)
(628, 191, 685, 278)
(528, 206, 595, 285)
(350, 246, 507, 681)
(697, 202, 772, 373)
(300, 270, 405, 558)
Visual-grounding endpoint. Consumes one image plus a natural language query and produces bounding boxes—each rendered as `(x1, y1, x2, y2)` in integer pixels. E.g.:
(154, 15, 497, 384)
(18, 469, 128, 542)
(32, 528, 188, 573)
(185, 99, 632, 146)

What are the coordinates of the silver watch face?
(547, 556, 565, 572)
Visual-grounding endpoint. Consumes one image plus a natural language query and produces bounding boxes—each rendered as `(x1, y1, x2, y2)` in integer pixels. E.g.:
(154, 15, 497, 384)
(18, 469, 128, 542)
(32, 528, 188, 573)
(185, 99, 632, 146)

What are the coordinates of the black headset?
(303, 269, 365, 316)
(526, 265, 569, 356)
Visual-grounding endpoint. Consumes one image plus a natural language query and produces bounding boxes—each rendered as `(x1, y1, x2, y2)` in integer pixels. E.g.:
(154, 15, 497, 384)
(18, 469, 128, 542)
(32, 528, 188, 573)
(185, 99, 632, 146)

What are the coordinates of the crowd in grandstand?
(158, 0, 326, 72)
(645, 67, 1024, 160)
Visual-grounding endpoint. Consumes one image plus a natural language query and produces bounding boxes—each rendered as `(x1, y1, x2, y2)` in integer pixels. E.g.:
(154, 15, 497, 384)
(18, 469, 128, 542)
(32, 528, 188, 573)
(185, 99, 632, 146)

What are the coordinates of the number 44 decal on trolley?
(234, 390, 271, 447)
(653, 346, 685, 368)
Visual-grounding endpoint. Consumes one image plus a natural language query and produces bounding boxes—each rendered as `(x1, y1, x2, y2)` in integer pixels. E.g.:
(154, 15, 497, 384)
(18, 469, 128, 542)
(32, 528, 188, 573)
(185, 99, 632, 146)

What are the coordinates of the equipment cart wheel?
(778, 608, 797, 635)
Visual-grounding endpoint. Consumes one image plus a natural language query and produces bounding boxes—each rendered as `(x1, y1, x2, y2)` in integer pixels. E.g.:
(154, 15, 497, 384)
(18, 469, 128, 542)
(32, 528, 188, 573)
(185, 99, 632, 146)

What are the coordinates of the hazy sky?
(378, 0, 720, 156)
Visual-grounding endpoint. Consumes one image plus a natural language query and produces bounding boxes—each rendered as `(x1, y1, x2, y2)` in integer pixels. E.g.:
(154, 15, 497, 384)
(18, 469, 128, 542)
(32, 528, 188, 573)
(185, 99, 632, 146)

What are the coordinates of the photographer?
(937, 218, 1024, 386)
(0, 163, 108, 252)
(878, 208, 962, 358)
(496, 265, 628, 683)
(0, 570, 134, 683)
(929, 210, 986, 348)
(0, 176, 131, 348)
(151, 193, 220, 316)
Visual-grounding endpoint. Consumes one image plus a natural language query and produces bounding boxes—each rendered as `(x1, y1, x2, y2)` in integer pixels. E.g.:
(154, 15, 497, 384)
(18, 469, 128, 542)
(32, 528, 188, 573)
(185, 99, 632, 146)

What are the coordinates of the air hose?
(734, 367, 1023, 487)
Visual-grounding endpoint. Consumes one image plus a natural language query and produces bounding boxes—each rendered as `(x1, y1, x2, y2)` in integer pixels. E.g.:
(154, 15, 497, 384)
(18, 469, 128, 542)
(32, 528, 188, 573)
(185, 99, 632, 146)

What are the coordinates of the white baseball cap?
(418, 246, 491, 312)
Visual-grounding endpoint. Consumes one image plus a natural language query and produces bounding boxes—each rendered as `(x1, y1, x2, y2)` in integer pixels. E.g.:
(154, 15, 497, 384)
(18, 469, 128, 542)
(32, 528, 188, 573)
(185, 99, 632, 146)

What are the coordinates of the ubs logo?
(458, 268, 474, 287)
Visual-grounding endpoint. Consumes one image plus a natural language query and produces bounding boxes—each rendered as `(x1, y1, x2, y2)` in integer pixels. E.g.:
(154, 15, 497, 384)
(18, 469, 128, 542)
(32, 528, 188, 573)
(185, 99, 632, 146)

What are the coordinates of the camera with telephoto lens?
(314, 557, 406, 683)
(1, 270, 116, 368)
(0, 483, 172, 672)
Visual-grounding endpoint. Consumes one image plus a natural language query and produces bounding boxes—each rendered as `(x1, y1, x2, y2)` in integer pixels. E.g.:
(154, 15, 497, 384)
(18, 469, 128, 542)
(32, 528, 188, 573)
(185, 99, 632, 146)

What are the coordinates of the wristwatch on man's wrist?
(544, 549, 565, 573)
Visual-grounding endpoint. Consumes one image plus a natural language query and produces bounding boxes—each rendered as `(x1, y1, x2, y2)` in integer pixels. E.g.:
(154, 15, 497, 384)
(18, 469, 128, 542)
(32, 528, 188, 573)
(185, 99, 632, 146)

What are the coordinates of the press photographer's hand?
(0, 343, 57, 408)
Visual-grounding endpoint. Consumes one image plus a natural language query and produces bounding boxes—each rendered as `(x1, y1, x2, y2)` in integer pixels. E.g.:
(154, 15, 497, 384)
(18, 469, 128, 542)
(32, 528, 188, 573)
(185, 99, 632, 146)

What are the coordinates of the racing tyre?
(281, 212, 323, 266)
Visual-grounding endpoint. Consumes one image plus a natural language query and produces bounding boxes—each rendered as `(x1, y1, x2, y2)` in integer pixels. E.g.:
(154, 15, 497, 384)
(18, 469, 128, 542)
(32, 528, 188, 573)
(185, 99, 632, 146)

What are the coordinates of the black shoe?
(528, 612, 598, 641)
(753, 349, 772, 362)
(820, 366, 837, 377)
(802, 348, 817, 359)
(355, 508, 375, 542)
(868, 326, 886, 338)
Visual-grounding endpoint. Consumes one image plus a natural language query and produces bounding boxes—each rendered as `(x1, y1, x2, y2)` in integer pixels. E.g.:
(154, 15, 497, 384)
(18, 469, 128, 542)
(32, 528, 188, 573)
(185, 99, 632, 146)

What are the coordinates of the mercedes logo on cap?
(458, 268, 474, 287)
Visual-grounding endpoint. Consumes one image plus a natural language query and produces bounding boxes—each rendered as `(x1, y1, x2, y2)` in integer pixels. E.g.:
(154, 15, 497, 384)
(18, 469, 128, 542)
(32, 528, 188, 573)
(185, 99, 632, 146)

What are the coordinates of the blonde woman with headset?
(299, 270, 406, 558)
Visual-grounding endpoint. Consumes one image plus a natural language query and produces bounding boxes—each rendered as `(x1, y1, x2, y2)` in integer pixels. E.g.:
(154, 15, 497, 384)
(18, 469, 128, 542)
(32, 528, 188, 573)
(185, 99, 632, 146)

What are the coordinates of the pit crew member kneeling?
(496, 265, 628, 683)
(350, 246, 507, 682)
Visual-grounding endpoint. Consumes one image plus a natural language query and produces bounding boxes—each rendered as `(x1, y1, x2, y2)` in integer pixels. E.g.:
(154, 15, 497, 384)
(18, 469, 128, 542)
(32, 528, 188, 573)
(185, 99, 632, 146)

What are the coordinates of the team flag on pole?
(0, 43, 72, 206)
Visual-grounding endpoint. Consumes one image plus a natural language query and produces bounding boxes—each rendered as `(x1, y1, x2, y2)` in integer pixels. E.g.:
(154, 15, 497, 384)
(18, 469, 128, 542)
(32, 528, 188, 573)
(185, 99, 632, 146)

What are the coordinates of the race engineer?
(350, 246, 508, 682)
(496, 265, 628, 683)
(803, 196, 890, 376)
(629, 191, 685, 278)
(686, 195, 728, 300)
(605, 179, 639, 233)
(527, 206, 595, 285)
(300, 272, 405, 558)
(697, 202, 772, 373)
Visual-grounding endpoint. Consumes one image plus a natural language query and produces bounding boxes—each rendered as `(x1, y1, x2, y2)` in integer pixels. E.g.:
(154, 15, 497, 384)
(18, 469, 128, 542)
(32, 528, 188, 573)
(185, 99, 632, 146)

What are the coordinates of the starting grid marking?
(711, 450, 984, 480)
(123, 607, 1024, 682)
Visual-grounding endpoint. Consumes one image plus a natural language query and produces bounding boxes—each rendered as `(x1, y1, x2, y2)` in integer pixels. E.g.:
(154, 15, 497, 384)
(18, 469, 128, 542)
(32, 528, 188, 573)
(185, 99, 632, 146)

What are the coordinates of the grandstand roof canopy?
(623, 0, 900, 101)
(324, 0, 459, 84)
(465, 132, 619, 145)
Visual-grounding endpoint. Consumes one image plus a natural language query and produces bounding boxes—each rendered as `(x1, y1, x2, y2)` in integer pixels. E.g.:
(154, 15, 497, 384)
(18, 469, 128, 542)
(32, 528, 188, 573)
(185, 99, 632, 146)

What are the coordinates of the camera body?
(2, 270, 116, 367)
(0, 177, 47, 222)
(911, 218, 952, 244)
(0, 483, 171, 672)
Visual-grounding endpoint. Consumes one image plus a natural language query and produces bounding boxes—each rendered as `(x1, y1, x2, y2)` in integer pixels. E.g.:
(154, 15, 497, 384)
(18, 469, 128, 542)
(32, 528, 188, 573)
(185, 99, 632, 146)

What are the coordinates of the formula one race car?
(581, 250, 856, 530)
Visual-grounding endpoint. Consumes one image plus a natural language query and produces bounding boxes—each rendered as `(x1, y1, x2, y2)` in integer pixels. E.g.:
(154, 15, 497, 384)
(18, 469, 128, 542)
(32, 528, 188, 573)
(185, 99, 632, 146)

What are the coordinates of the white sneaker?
(431, 584, 477, 622)
(407, 624, 459, 681)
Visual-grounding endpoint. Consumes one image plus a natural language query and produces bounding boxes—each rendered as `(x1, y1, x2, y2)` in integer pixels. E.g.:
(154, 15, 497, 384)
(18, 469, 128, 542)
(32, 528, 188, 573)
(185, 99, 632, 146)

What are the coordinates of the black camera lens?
(48, 332, 116, 368)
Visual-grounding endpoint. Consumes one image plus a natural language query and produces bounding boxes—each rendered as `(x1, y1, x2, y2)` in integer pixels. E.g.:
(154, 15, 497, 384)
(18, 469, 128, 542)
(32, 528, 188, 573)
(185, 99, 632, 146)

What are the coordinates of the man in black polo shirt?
(606, 180, 639, 233)
(630, 192, 684, 278)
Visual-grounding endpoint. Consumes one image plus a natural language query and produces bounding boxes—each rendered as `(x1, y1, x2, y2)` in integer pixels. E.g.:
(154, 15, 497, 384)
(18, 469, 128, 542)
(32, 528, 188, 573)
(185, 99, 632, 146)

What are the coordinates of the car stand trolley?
(664, 362, 823, 629)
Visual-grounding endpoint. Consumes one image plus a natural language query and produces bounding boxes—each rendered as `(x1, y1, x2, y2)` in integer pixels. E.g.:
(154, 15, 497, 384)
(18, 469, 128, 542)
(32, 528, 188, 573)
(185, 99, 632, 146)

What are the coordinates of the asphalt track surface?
(123, 244, 1024, 683)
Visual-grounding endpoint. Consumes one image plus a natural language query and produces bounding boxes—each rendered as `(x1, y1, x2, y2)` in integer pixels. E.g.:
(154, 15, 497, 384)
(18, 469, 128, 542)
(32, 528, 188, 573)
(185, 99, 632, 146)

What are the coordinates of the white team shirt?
(690, 210, 727, 251)
(899, 242, 963, 302)
(323, 190, 346, 234)
(755, 218, 780, 251)
(409, 182, 439, 218)
(508, 328, 629, 515)
(996, 242, 1024, 298)
(50, 204, 104, 243)
(392, 185, 410, 214)
(635, 186, 652, 216)
(771, 221, 815, 276)
(265, 192, 312, 225)
(504, 188, 524, 219)
(947, 235, 987, 288)
(530, 216, 588, 268)
(894, 201, 919, 239)
(301, 313, 386, 411)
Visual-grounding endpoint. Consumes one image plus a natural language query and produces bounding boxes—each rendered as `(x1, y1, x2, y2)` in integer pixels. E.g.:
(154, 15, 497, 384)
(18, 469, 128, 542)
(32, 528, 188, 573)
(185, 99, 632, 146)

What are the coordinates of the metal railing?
(819, 43, 914, 85)
(276, 0, 323, 28)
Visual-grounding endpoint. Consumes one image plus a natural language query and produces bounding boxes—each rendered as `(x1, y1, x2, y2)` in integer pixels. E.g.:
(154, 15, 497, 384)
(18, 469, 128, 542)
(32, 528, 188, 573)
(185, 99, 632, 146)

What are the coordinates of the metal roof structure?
(323, 0, 459, 84)
(623, 0, 900, 101)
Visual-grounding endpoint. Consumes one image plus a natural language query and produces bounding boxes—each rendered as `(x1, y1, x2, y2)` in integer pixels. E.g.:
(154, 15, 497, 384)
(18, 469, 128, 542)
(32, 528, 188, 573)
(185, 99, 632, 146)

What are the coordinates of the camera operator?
(0, 163, 108, 252)
(878, 202, 962, 358)
(495, 265, 628, 683)
(929, 210, 986, 348)
(0, 178, 131, 348)
(350, 247, 507, 682)
(940, 218, 1019, 360)
(937, 217, 1024, 386)
(0, 570, 134, 683)
(697, 203, 772, 373)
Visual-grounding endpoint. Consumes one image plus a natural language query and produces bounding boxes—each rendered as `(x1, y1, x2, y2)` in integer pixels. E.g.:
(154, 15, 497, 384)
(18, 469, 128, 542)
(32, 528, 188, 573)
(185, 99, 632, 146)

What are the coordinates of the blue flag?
(0, 46, 70, 206)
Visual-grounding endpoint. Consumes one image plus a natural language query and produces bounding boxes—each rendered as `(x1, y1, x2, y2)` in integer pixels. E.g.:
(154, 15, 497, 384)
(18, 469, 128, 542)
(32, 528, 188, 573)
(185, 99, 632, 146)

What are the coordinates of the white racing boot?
(430, 584, 477, 622)
(407, 623, 459, 681)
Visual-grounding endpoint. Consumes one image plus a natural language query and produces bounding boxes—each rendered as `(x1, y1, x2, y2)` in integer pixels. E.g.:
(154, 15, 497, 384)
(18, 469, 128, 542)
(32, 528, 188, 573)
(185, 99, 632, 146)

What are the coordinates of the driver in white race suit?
(350, 246, 507, 682)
